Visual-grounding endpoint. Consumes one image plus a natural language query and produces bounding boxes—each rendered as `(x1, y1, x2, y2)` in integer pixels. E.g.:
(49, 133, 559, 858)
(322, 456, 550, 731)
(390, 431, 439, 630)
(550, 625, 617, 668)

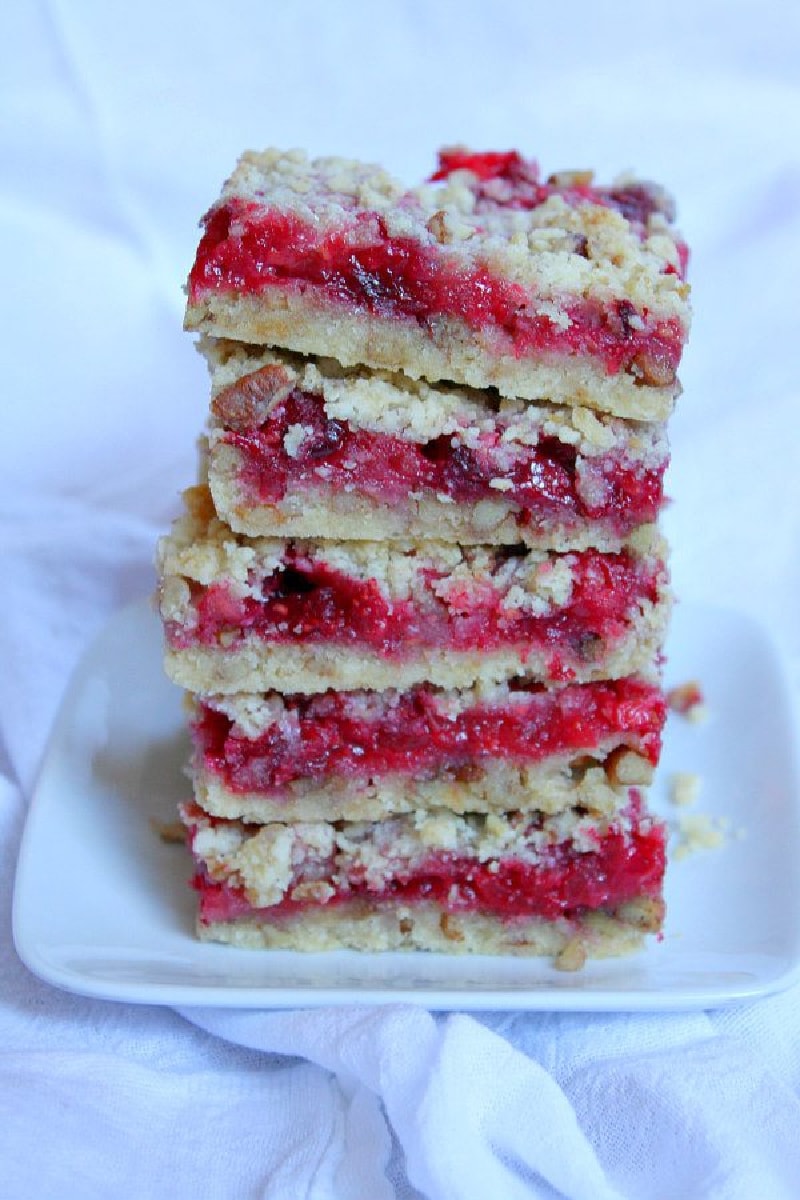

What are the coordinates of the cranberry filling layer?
(191, 820, 665, 923)
(219, 385, 665, 532)
(195, 678, 665, 794)
(166, 543, 664, 675)
(189, 199, 683, 383)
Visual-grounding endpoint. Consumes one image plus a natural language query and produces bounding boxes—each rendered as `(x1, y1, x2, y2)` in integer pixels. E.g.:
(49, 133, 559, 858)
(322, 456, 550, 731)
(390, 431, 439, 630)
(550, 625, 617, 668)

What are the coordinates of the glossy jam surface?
(167, 544, 663, 678)
(194, 678, 665, 793)
(192, 820, 665, 922)
(189, 199, 683, 381)
(222, 386, 665, 531)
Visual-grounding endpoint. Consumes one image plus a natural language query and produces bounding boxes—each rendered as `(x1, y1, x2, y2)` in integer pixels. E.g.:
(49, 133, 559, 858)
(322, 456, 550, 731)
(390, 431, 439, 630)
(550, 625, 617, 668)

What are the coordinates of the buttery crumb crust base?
(184, 148, 690, 421)
(193, 753, 653, 824)
(209, 463, 647, 552)
(164, 627, 668, 696)
(195, 899, 663, 961)
(202, 339, 670, 549)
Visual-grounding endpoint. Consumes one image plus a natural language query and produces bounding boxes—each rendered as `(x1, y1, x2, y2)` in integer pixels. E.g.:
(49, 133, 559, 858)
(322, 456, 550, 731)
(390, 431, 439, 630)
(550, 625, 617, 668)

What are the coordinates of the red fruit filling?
(190, 818, 665, 923)
(430, 149, 527, 183)
(189, 200, 683, 383)
(194, 678, 665, 794)
(165, 544, 664, 680)
(221, 386, 665, 533)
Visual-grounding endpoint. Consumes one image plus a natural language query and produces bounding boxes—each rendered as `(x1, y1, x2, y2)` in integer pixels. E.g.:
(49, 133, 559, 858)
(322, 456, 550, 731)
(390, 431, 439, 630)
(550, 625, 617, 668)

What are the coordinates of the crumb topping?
(213, 148, 689, 321)
(184, 799, 647, 908)
(672, 812, 727, 861)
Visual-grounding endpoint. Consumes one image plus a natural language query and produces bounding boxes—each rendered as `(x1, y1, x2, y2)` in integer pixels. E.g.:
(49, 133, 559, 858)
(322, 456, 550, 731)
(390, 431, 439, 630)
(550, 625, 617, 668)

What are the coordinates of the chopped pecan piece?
(184, 483, 216, 523)
(212, 363, 295, 430)
(452, 762, 484, 784)
(554, 938, 587, 971)
(617, 895, 664, 932)
(439, 913, 465, 942)
(631, 347, 676, 388)
(547, 169, 594, 188)
(426, 210, 451, 243)
(150, 817, 186, 844)
(605, 747, 653, 786)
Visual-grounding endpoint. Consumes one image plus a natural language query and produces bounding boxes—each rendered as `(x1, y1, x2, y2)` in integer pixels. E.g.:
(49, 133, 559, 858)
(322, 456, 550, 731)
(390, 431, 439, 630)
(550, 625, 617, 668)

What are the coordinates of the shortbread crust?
(195, 899, 663, 959)
(194, 752, 653, 823)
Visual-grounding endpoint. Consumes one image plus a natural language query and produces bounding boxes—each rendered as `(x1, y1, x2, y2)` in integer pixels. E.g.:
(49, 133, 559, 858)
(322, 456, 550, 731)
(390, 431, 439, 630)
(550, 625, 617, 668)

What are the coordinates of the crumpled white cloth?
(176, 1004, 800, 1200)
(3, 2, 800, 1198)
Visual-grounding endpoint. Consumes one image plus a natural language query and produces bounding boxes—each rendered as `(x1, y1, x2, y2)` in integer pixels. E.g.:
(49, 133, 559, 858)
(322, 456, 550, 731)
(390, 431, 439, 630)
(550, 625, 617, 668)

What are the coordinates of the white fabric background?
(2, 2, 799, 1196)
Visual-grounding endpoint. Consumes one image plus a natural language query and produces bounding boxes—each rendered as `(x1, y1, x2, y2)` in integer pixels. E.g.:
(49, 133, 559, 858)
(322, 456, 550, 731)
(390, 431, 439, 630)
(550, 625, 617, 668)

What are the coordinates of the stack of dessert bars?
(157, 148, 690, 965)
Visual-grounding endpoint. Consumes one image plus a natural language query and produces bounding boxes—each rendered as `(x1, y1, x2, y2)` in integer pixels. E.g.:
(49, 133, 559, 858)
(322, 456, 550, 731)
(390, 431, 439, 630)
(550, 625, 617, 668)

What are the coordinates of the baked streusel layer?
(185, 148, 690, 420)
(190, 677, 663, 821)
(157, 488, 669, 694)
(203, 339, 669, 549)
(181, 797, 665, 959)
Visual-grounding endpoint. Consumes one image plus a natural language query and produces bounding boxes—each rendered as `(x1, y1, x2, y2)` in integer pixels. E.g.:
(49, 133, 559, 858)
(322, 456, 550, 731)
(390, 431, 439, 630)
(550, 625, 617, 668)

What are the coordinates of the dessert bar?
(189, 676, 664, 821)
(181, 796, 666, 956)
(185, 148, 690, 420)
(158, 487, 669, 694)
(203, 339, 668, 549)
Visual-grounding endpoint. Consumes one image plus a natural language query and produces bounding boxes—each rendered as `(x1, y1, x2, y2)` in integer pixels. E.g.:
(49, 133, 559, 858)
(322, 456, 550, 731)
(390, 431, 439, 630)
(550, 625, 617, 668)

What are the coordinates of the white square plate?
(13, 599, 800, 1010)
